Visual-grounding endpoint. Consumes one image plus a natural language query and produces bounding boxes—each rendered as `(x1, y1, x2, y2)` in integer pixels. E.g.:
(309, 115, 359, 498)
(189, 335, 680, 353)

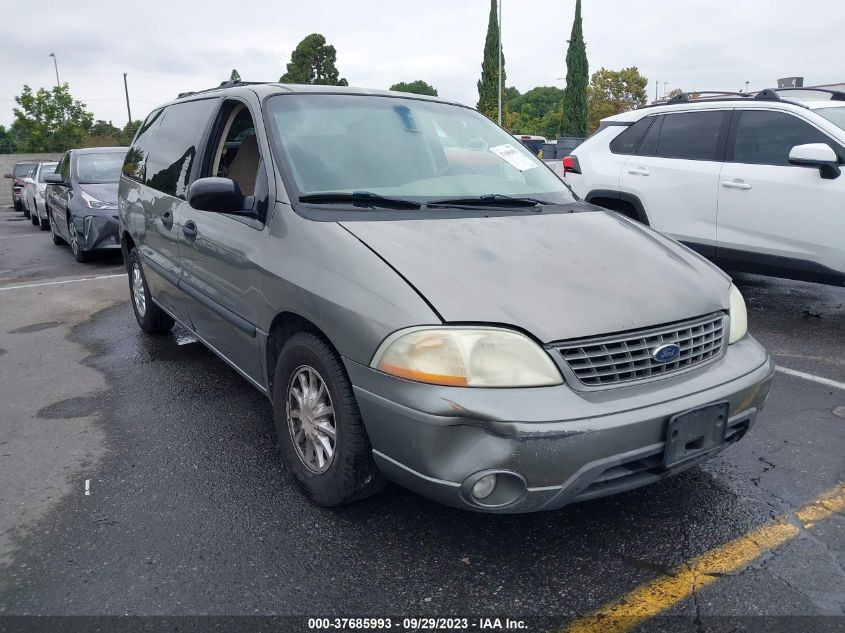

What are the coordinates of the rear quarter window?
(608, 117, 653, 154)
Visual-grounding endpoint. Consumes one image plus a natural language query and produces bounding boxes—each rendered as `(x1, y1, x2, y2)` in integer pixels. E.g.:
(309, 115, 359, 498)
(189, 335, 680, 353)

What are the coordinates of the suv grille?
(554, 313, 728, 389)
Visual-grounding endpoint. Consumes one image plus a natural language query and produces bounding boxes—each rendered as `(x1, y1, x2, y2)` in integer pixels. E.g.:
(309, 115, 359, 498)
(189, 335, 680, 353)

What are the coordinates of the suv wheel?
(67, 216, 89, 262)
(13, 199, 22, 212)
(272, 332, 385, 506)
(127, 248, 175, 334)
(30, 205, 39, 226)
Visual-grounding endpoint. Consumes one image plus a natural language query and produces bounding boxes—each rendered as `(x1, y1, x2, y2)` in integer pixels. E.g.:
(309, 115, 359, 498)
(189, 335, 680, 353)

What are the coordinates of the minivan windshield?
(817, 106, 845, 133)
(76, 152, 126, 184)
(266, 94, 576, 206)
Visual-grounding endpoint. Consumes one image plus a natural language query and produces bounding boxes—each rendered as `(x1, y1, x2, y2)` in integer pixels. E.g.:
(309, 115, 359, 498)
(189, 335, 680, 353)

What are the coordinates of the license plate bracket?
(663, 401, 730, 467)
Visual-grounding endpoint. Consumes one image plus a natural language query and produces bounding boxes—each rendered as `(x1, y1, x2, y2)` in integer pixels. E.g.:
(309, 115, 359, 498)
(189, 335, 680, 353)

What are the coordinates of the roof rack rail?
(176, 80, 268, 99)
(639, 88, 813, 110)
(775, 87, 845, 102)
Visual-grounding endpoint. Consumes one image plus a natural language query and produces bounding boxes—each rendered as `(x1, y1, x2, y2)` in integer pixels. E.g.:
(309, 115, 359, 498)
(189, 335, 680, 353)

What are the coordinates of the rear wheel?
(128, 248, 174, 334)
(22, 204, 30, 219)
(272, 332, 385, 506)
(38, 208, 49, 231)
(30, 204, 39, 225)
(13, 199, 22, 211)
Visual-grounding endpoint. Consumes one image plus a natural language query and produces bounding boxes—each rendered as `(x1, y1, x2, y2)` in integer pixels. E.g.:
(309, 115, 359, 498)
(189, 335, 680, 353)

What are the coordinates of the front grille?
(554, 312, 728, 389)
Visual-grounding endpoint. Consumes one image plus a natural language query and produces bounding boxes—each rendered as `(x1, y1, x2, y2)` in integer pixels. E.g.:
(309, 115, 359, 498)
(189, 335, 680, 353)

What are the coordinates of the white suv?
(564, 88, 845, 286)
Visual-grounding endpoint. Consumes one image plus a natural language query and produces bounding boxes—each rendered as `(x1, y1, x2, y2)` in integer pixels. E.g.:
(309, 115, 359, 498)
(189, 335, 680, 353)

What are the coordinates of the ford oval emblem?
(652, 343, 681, 364)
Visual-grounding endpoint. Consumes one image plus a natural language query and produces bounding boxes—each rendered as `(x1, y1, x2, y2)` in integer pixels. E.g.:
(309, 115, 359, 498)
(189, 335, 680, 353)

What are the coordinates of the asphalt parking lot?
(0, 206, 843, 631)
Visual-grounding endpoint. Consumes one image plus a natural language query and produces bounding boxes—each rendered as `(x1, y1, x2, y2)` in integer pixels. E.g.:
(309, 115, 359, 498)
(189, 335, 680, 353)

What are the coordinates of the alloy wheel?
(132, 262, 146, 318)
(68, 219, 79, 255)
(286, 366, 337, 474)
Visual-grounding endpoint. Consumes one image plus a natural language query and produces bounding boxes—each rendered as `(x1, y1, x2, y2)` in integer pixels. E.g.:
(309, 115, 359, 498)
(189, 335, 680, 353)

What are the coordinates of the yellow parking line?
(561, 482, 845, 633)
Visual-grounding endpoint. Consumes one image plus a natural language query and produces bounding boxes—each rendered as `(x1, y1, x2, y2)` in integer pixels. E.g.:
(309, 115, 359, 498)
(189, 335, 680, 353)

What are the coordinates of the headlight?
(728, 284, 747, 344)
(81, 190, 116, 209)
(371, 327, 563, 387)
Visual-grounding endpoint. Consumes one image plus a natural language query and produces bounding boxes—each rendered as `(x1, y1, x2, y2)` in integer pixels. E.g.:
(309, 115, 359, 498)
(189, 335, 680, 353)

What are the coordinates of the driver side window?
(210, 103, 261, 196)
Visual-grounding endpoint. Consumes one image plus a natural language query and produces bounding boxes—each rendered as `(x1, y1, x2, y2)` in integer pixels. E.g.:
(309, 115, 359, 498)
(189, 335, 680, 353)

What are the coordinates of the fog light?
(471, 474, 497, 499)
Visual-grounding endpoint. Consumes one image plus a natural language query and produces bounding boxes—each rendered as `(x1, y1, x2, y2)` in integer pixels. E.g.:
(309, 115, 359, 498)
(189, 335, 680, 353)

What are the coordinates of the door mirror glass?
(788, 143, 841, 179)
(43, 173, 64, 184)
(187, 177, 247, 213)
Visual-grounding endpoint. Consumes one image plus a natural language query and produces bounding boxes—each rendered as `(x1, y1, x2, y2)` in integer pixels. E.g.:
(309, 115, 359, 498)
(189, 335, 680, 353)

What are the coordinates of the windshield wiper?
(298, 191, 421, 209)
(425, 194, 551, 208)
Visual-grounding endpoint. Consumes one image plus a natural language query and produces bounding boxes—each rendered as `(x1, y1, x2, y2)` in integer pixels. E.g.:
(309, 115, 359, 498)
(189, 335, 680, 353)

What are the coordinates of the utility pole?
(497, 0, 502, 126)
(655, 80, 659, 102)
(123, 73, 132, 124)
(49, 52, 60, 87)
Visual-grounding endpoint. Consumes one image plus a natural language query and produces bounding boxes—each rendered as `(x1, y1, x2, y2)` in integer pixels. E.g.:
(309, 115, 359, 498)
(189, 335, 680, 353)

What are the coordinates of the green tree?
(389, 80, 438, 96)
(0, 125, 16, 154)
(10, 84, 94, 152)
(510, 86, 566, 138)
(280, 34, 348, 86)
(121, 119, 142, 145)
(560, 0, 588, 137)
(230, 68, 241, 82)
(83, 119, 123, 148)
(665, 87, 683, 100)
(587, 67, 648, 132)
(476, 0, 509, 125)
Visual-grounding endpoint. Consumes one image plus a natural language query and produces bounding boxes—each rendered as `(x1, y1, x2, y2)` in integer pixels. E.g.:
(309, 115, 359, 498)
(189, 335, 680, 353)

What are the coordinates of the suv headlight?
(371, 327, 563, 387)
(728, 284, 748, 344)
(81, 190, 116, 209)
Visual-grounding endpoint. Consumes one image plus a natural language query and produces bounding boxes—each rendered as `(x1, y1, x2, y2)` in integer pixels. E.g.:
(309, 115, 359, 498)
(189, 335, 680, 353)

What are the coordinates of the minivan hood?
(80, 182, 119, 204)
(340, 209, 730, 343)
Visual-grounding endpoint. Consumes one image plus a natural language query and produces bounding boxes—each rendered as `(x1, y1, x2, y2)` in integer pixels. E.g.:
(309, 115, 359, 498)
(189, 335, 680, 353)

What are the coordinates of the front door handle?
(161, 210, 173, 230)
(628, 167, 650, 176)
(183, 221, 198, 242)
(721, 180, 752, 190)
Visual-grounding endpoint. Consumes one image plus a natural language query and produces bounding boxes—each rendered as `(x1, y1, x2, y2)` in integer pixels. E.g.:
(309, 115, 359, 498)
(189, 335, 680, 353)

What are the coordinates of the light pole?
(497, 0, 502, 126)
(123, 73, 132, 125)
(49, 52, 60, 87)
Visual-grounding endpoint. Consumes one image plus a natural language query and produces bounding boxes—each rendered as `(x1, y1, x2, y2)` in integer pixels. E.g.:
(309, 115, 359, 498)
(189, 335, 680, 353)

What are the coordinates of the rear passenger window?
(734, 110, 839, 166)
(609, 117, 653, 154)
(654, 111, 727, 161)
(144, 98, 218, 198)
(122, 109, 163, 183)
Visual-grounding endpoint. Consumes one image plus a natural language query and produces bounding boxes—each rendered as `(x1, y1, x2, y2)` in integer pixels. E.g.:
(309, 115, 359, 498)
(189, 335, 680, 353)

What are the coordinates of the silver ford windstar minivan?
(118, 82, 775, 513)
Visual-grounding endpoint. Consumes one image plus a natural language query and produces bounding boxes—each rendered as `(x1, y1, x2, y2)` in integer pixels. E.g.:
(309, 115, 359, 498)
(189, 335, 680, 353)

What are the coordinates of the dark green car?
(119, 83, 774, 512)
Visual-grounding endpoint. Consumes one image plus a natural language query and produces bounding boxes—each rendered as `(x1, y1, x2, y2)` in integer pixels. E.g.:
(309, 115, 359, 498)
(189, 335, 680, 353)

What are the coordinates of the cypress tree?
(476, 0, 508, 124)
(560, 0, 588, 137)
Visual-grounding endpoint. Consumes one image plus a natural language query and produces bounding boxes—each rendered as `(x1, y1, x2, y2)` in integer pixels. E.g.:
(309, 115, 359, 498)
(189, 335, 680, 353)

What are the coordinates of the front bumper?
(73, 214, 121, 251)
(346, 335, 775, 513)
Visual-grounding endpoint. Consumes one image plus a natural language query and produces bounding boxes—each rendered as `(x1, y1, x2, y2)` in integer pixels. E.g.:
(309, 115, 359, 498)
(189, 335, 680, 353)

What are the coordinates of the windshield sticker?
(488, 143, 538, 172)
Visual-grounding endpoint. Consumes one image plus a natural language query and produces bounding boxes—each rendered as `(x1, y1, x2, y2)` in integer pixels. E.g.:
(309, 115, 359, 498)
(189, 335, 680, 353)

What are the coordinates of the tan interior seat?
(227, 134, 259, 196)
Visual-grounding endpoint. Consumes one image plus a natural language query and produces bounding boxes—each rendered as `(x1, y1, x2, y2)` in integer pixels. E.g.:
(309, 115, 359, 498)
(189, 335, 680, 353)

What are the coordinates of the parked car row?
(563, 87, 845, 287)
(5, 147, 127, 262)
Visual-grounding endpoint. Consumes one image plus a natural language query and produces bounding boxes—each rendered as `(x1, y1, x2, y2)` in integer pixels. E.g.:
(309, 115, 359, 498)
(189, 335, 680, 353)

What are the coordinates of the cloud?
(1, 0, 843, 128)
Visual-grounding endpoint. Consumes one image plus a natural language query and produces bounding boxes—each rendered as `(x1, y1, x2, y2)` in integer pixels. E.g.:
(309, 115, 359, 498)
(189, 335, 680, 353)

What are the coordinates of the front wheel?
(67, 216, 89, 262)
(48, 208, 65, 245)
(272, 333, 385, 506)
(127, 248, 175, 334)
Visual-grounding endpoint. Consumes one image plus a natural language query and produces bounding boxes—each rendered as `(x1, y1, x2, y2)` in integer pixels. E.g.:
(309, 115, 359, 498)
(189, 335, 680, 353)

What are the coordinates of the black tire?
(13, 199, 22, 211)
(48, 207, 65, 245)
(23, 206, 30, 219)
(38, 211, 49, 231)
(67, 215, 89, 262)
(30, 207, 39, 225)
(127, 248, 175, 334)
(272, 332, 385, 506)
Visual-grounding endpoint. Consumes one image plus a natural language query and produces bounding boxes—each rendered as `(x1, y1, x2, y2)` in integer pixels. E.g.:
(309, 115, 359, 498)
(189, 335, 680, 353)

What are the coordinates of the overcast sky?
(1, 0, 843, 128)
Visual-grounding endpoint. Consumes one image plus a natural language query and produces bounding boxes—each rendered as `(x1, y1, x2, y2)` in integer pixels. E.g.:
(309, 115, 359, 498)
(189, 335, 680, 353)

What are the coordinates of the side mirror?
(187, 177, 248, 213)
(44, 173, 64, 184)
(788, 143, 841, 179)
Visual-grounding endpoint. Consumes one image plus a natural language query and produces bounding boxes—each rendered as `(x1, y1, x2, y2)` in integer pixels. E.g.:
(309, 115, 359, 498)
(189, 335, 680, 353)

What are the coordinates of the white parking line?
(0, 233, 44, 239)
(776, 366, 845, 391)
(0, 273, 125, 292)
